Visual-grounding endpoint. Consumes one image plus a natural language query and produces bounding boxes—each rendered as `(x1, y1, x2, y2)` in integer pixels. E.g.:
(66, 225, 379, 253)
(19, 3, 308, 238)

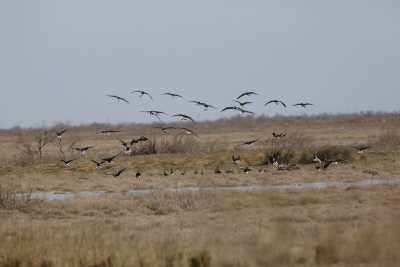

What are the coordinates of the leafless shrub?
(34, 123, 55, 163)
(0, 181, 38, 211)
(374, 130, 400, 151)
(159, 135, 200, 154)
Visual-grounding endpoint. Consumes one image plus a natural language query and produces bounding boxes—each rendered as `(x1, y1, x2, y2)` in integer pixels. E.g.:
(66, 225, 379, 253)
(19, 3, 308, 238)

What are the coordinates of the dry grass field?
(1, 112, 400, 266)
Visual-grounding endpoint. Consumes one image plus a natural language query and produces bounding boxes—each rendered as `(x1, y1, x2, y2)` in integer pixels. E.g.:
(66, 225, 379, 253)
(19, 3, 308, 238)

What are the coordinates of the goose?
(153, 126, 176, 133)
(200, 103, 217, 111)
(270, 154, 279, 165)
(272, 133, 286, 140)
(258, 169, 266, 173)
(130, 136, 148, 146)
(265, 100, 286, 107)
(232, 100, 252, 108)
(115, 136, 129, 148)
(232, 155, 241, 164)
(162, 93, 184, 99)
(107, 168, 126, 178)
(72, 146, 95, 155)
(189, 100, 204, 106)
(194, 169, 198, 175)
(124, 145, 132, 154)
(139, 136, 148, 142)
(221, 106, 240, 112)
(90, 159, 105, 169)
(293, 103, 313, 108)
(225, 170, 234, 174)
(55, 128, 68, 138)
(131, 90, 153, 100)
(352, 145, 371, 154)
(312, 154, 322, 165)
(181, 170, 186, 176)
(239, 138, 259, 146)
(173, 114, 196, 122)
(315, 160, 333, 171)
(141, 110, 168, 121)
(100, 153, 120, 164)
(240, 166, 251, 173)
(96, 130, 120, 136)
(237, 92, 259, 99)
(59, 158, 78, 167)
(107, 95, 131, 105)
(136, 171, 141, 178)
(201, 169, 204, 175)
(215, 166, 222, 174)
(170, 169, 174, 175)
(237, 107, 255, 116)
(179, 127, 199, 137)
(163, 171, 169, 176)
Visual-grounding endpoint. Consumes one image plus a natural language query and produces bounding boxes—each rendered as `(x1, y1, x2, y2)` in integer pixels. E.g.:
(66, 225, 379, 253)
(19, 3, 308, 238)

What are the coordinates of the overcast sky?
(1, 1, 399, 129)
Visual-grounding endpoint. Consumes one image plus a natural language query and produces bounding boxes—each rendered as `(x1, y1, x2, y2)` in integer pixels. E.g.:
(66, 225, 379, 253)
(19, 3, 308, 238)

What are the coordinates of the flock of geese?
(55, 91, 369, 177)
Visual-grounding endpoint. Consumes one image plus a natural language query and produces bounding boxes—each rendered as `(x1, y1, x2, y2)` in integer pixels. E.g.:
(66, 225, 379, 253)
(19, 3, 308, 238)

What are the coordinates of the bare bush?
(159, 135, 200, 154)
(34, 123, 55, 163)
(130, 139, 157, 155)
(374, 130, 400, 151)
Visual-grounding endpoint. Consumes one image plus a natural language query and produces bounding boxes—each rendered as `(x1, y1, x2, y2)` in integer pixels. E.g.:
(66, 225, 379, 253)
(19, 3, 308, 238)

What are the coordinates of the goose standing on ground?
(272, 133, 286, 140)
(265, 100, 286, 107)
(352, 145, 371, 154)
(90, 159, 105, 169)
(179, 127, 199, 137)
(100, 153, 121, 164)
(237, 92, 259, 99)
(136, 171, 141, 178)
(215, 166, 222, 174)
(240, 166, 251, 173)
(107, 95, 131, 105)
(232, 100, 252, 108)
(238, 138, 259, 146)
(173, 114, 196, 122)
(55, 128, 68, 138)
(153, 126, 176, 133)
(59, 158, 78, 167)
(72, 146, 95, 155)
(293, 103, 313, 108)
(162, 93, 184, 99)
(131, 90, 153, 100)
(96, 130, 120, 136)
(315, 160, 333, 170)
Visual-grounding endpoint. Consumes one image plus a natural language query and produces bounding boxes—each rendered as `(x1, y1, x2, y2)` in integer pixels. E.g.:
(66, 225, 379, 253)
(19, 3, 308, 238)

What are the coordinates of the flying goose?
(221, 105, 254, 116)
(107, 95, 131, 105)
(90, 159, 105, 169)
(124, 145, 132, 154)
(100, 153, 120, 164)
(315, 160, 333, 171)
(153, 126, 176, 133)
(265, 100, 286, 107)
(107, 168, 126, 178)
(312, 154, 322, 165)
(221, 106, 240, 112)
(59, 158, 78, 167)
(115, 136, 129, 148)
(232, 100, 252, 108)
(179, 127, 199, 137)
(293, 103, 313, 108)
(352, 145, 371, 154)
(237, 92, 259, 99)
(141, 110, 168, 121)
(130, 136, 148, 146)
(232, 155, 241, 163)
(162, 93, 184, 99)
(55, 128, 68, 138)
(200, 103, 217, 111)
(189, 100, 204, 106)
(272, 133, 286, 140)
(270, 154, 279, 165)
(131, 90, 153, 100)
(96, 130, 120, 136)
(72, 146, 95, 155)
(173, 114, 196, 122)
(239, 138, 259, 146)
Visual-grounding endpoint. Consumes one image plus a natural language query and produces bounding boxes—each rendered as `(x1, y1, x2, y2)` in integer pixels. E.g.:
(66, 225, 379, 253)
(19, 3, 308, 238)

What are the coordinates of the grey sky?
(1, 1, 399, 129)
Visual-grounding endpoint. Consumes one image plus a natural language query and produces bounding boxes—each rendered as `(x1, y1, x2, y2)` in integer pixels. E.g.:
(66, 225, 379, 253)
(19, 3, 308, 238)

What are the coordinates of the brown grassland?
(1, 112, 400, 266)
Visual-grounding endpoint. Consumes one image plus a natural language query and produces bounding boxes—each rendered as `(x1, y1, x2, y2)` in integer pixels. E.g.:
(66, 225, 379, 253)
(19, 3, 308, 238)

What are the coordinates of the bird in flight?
(131, 90, 153, 100)
(54, 128, 69, 138)
(179, 127, 199, 137)
(162, 93, 184, 99)
(95, 130, 120, 136)
(100, 153, 121, 164)
(272, 133, 286, 140)
(153, 126, 176, 133)
(59, 158, 78, 167)
(237, 92, 259, 99)
(141, 110, 168, 121)
(232, 100, 252, 108)
(352, 145, 371, 154)
(90, 159, 105, 169)
(107, 95, 130, 105)
(115, 136, 129, 148)
(189, 101, 216, 111)
(265, 100, 286, 107)
(107, 168, 126, 178)
(315, 160, 333, 171)
(232, 155, 241, 164)
(71, 146, 95, 155)
(293, 103, 313, 108)
(173, 114, 196, 122)
(238, 138, 259, 146)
